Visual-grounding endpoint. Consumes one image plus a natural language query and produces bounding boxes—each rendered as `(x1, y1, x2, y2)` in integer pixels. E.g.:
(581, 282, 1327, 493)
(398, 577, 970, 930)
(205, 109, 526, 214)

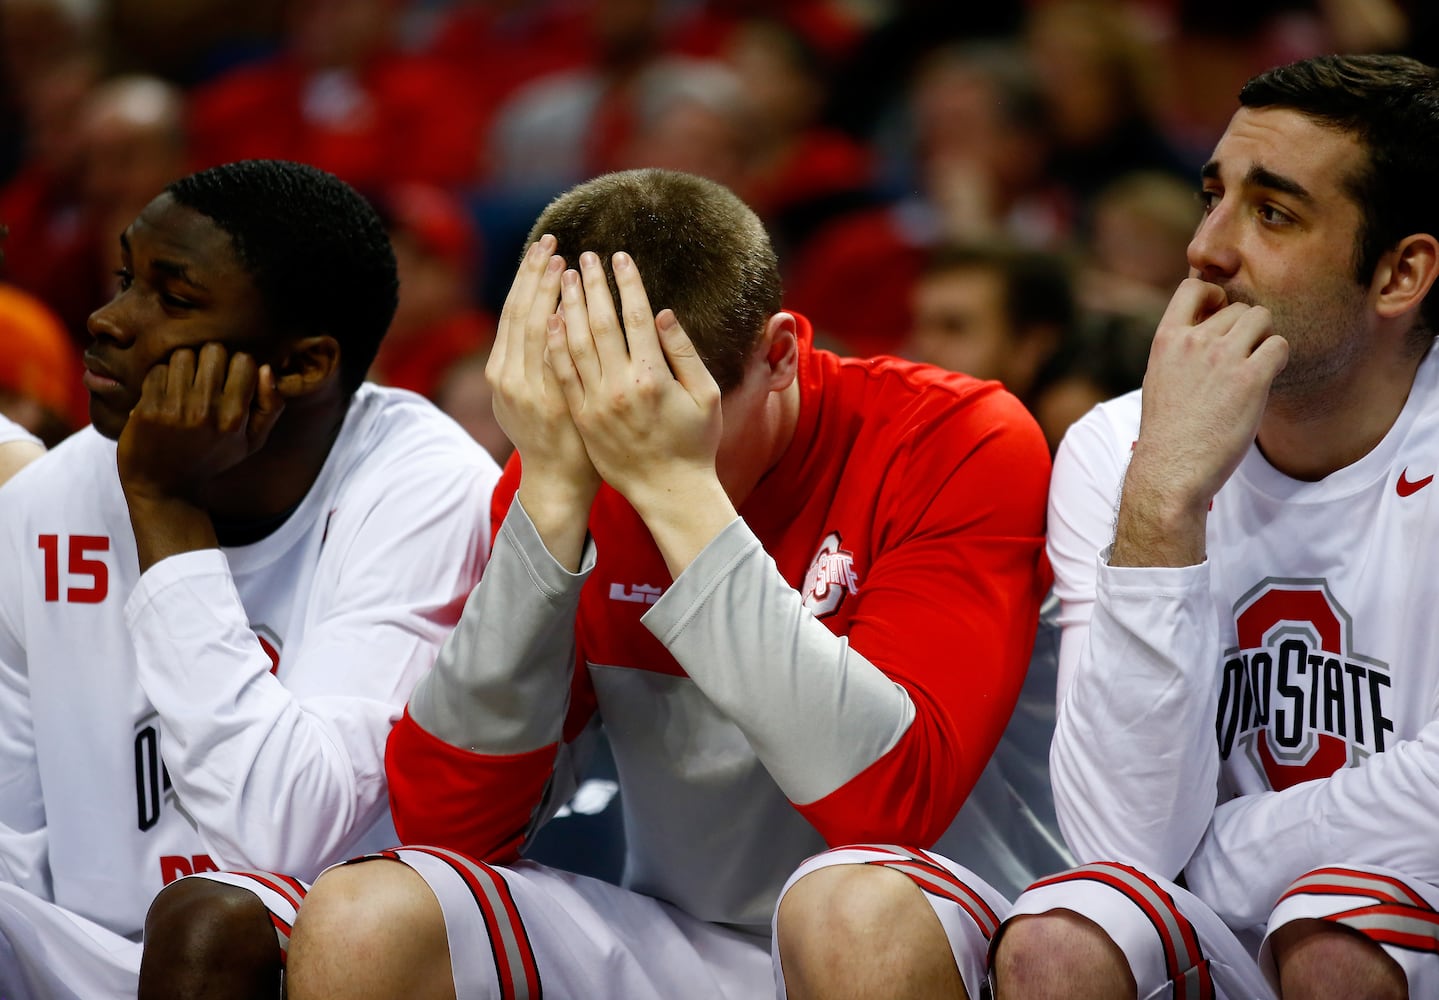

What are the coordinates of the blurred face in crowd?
(908, 266, 1014, 383)
(287, 0, 392, 69)
(1033, 375, 1107, 454)
(911, 58, 1048, 207)
(621, 96, 749, 192)
(908, 264, 1059, 398)
(387, 231, 468, 339)
(77, 79, 189, 264)
(725, 20, 822, 138)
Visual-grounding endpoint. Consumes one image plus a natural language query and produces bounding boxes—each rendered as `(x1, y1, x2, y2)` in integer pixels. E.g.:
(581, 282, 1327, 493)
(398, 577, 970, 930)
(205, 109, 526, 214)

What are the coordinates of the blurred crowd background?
(2, 0, 1434, 460)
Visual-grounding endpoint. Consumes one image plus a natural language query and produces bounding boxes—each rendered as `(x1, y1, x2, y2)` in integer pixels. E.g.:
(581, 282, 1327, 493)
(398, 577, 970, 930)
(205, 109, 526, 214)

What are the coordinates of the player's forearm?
(172, 705, 393, 874)
(1186, 724, 1439, 928)
(388, 499, 591, 861)
(1051, 560, 1222, 874)
(644, 521, 917, 811)
(408, 499, 588, 753)
(126, 552, 397, 872)
(386, 710, 557, 863)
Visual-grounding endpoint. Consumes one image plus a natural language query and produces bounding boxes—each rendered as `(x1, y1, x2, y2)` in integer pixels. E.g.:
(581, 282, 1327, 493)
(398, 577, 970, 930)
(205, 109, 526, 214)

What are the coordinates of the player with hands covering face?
(545, 249, 730, 576)
(243, 167, 1054, 1000)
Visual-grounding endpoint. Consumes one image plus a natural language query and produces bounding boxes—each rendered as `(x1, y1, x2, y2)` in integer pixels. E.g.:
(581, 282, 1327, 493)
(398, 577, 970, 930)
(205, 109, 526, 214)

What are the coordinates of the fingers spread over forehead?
(612, 252, 665, 371)
(560, 266, 600, 386)
(546, 311, 586, 412)
(578, 251, 629, 371)
(495, 235, 558, 365)
(655, 309, 713, 394)
(523, 253, 566, 375)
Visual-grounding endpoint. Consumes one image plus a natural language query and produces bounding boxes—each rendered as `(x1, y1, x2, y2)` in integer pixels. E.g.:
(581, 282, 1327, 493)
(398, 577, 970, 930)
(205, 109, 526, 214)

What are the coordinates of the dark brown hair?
(527, 169, 782, 391)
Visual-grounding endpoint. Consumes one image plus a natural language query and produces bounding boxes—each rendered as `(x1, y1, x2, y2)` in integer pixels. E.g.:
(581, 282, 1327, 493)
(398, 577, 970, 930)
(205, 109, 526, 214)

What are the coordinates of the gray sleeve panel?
(408, 499, 593, 753)
(642, 518, 915, 805)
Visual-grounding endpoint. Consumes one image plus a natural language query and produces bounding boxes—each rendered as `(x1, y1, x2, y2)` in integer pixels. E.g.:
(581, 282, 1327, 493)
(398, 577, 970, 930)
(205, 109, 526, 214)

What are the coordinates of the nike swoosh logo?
(1397, 468, 1434, 497)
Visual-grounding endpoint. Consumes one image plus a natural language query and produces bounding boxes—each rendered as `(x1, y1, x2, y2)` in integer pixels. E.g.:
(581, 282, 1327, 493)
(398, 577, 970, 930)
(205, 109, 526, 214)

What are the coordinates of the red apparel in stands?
(0, 164, 98, 355)
(784, 207, 928, 358)
(667, 0, 862, 63)
(742, 128, 873, 222)
(186, 53, 483, 191)
(370, 310, 493, 401)
(426, 1, 594, 154)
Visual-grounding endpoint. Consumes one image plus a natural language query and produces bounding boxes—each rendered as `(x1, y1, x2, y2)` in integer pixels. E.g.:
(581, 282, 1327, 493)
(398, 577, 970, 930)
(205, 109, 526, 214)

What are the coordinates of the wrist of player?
(516, 472, 599, 573)
(624, 470, 736, 578)
(124, 493, 220, 571)
(119, 465, 206, 509)
(1108, 479, 1209, 568)
(1125, 438, 1223, 514)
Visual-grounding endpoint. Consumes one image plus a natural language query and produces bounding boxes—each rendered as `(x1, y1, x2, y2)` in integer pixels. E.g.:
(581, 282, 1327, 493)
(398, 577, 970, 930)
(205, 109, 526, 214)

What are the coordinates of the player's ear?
(272, 335, 341, 398)
(1374, 233, 1439, 322)
(763, 312, 799, 392)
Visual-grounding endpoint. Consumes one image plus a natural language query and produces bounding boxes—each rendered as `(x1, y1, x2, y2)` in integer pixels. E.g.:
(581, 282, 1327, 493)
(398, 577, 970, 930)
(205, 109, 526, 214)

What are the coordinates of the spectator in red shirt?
(368, 182, 495, 401)
(187, 0, 483, 191)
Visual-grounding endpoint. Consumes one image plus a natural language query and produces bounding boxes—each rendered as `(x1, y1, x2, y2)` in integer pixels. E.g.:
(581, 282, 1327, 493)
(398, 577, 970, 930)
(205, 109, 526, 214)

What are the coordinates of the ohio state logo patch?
(1216, 579, 1394, 790)
(801, 532, 859, 619)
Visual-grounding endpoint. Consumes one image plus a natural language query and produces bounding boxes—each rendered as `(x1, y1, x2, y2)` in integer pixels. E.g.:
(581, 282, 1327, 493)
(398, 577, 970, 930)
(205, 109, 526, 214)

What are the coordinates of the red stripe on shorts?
(1031, 864, 1213, 1000)
(406, 846, 542, 1000)
(1279, 867, 1435, 912)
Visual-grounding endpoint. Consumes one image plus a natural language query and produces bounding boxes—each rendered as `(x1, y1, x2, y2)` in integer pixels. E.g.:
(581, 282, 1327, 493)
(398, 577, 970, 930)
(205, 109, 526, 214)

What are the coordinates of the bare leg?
(1270, 918, 1406, 1000)
(138, 878, 282, 1000)
(991, 910, 1136, 999)
(286, 860, 456, 1000)
(777, 864, 968, 1000)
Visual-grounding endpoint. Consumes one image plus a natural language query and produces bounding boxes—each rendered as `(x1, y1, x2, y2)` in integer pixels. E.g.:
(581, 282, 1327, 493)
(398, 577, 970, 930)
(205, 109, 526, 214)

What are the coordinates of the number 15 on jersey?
(38, 534, 110, 603)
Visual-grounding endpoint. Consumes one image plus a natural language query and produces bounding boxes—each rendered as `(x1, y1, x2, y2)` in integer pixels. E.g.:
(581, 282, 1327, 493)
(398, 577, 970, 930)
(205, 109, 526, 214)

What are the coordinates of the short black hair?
(1241, 54, 1439, 332)
(166, 160, 398, 395)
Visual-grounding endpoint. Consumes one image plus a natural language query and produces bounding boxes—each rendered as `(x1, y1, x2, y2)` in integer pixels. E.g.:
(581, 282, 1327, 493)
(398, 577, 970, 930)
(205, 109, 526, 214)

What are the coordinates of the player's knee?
(143, 876, 268, 954)
(781, 863, 974, 999)
(780, 864, 901, 953)
(1270, 918, 1406, 1000)
(288, 860, 454, 1000)
(138, 878, 281, 1000)
(778, 864, 942, 981)
(992, 909, 1132, 999)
